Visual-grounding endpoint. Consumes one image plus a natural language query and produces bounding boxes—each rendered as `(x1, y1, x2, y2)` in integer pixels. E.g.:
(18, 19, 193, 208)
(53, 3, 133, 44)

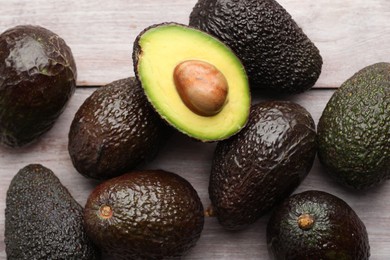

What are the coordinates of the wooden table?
(0, 0, 389, 259)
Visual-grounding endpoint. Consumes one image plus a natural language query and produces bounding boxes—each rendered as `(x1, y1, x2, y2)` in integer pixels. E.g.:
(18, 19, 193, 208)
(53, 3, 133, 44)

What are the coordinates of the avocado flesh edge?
(134, 23, 250, 141)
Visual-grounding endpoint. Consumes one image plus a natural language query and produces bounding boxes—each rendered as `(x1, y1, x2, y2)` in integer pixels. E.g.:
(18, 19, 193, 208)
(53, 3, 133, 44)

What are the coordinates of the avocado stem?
(204, 205, 215, 217)
(298, 213, 315, 230)
(99, 205, 113, 219)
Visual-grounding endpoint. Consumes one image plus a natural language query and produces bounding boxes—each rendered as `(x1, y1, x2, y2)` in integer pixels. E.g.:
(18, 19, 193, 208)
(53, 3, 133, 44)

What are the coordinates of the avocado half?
(133, 23, 250, 142)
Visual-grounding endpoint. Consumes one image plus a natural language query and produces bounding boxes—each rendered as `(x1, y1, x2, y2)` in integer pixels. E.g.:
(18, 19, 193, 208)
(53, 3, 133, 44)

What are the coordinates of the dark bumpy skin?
(68, 77, 170, 180)
(189, 0, 322, 95)
(5, 164, 100, 260)
(0, 25, 76, 147)
(83, 170, 204, 259)
(267, 190, 370, 260)
(210, 101, 316, 230)
(318, 62, 390, 189)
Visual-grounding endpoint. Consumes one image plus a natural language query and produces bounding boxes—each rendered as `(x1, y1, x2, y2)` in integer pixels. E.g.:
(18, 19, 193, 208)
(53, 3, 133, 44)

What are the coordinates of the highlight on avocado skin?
(0, 25, 77, 147)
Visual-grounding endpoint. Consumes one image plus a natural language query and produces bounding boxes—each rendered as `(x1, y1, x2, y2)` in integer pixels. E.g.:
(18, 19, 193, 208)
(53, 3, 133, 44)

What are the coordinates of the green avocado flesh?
(133, 23, 250, 142)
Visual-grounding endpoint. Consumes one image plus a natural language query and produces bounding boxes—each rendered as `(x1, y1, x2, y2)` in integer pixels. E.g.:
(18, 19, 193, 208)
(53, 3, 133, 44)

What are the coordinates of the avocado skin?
(5, 164, 100, 260)
(0, 25, 76, 147)
(83, 170, 204, 259)
(317, 62, 390, 189)
(210, 101, 316, 230)
(189, 0, 322, 95)
(68, 77, 170, 180)
(267, 190, 370, 260)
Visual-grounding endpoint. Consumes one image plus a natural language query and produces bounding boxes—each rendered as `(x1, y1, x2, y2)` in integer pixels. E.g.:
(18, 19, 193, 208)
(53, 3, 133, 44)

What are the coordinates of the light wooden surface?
(0, 0, 388, 87)
(0, 1, 389, 259)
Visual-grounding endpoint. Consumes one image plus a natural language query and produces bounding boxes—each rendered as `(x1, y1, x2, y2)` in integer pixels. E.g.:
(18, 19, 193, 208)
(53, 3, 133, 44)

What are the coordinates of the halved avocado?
(133, 23, 250, 142)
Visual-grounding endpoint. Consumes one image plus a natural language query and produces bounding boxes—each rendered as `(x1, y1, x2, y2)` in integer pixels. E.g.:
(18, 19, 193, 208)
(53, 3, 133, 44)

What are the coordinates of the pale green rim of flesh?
(136, 24, 250, 141)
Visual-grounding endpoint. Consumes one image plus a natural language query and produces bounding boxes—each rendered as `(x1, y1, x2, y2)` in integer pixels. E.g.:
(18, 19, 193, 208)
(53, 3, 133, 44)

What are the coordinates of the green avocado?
(83, 170, 204, 259)
(317, 62, 390, 189)
(189, 0, 323, 95)
(0, 25, 77, 147)
(267, 190, 370, 260)
(209, 101, 317, 230)
(5, 164, 100, 259)
(68, 77, 171, 180)
(133, 23, 250, 142)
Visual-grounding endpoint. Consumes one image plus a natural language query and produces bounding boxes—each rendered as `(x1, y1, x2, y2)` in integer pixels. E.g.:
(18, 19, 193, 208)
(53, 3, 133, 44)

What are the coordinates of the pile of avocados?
(1, 0, 389, 259)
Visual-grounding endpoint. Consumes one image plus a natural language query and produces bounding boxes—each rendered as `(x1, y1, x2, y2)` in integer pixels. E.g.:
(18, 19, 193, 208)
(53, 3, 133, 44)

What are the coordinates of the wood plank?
(0, 0, 388, 87)
(1, 88, 390, 259)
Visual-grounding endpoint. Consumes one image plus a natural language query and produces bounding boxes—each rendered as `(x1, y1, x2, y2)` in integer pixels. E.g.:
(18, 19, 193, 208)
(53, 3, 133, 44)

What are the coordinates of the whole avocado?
(210, 101, 317, 230)
(0, 25, 77, 147)
(83, 170, 204, 259)
(317, 62, 390, 189)
(189, 0, 322, 95)
(267, 190, 370, 260)
(5, 164, 100, 259)
(68, 77, 170, 180)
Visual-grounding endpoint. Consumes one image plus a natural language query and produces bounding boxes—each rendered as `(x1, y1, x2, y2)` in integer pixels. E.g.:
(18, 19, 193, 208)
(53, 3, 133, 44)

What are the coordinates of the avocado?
(83, 170, 204, 259)
(209, 101, 317, 230)
(5, 164, 100, 259)
(317, 62, 390, 189)
(267, 190, 370, 259)
(133, 22, 250, 142)
(0, 25, 77, 147)
(189, 0, 323, 95)
(68, 77, 170, 180)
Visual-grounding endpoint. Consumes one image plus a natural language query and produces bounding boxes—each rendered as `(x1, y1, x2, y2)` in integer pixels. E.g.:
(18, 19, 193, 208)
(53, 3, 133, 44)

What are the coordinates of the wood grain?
(0, 0, 388, 87)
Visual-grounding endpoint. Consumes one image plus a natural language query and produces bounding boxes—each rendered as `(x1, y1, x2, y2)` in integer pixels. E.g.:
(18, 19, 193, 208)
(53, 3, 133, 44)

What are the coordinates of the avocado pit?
(173, 60, 228, 117)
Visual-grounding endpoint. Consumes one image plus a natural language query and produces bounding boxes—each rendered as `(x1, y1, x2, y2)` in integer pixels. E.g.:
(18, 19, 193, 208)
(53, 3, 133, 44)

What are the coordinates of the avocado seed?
(173, 60, 228, 116)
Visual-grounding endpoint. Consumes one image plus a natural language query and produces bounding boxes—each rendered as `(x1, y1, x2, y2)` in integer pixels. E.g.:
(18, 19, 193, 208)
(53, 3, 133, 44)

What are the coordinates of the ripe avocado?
(189, 0, 323, 95)
(133, 22, 250, 142)
(68, 77, 170, 180)
(267, 190, 370, 260)
(83, 170, 204, 259)
(209, 101, 317, 230)
(5, 164, 100, 259)
(318, 62, 390, 189)
(0, 25, 77, 147)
